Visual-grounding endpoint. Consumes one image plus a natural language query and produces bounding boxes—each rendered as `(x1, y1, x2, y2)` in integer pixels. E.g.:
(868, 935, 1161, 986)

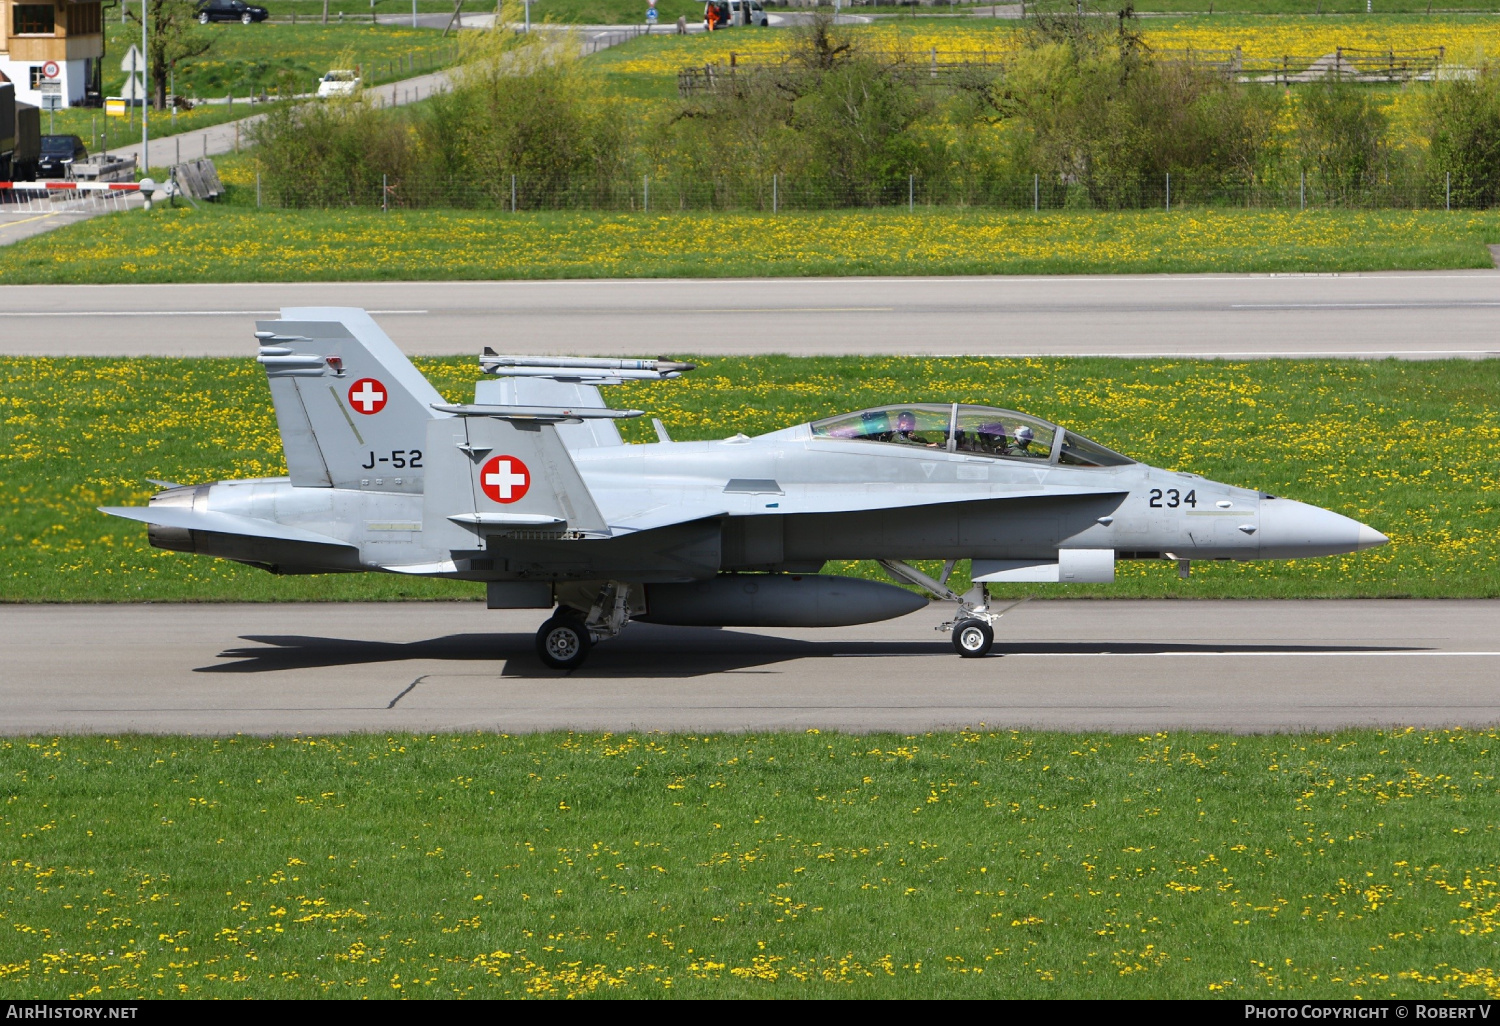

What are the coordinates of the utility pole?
(141, 0, 149, 174)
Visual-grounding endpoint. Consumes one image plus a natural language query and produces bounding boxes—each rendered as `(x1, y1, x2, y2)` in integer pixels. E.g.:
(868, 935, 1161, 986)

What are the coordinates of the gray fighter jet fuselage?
(102, 308, 1388, 668)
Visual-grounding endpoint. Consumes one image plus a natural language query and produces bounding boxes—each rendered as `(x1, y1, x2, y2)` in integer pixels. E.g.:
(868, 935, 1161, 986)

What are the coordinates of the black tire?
(952, 618, 994, 658)
(198, 11, 209, 22)
(536, 614, 591, 670)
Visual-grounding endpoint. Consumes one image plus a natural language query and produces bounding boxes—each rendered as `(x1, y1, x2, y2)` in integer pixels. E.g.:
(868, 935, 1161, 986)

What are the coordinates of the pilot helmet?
(896, 411, 917, 433)
(1014, 425, 1035, 447)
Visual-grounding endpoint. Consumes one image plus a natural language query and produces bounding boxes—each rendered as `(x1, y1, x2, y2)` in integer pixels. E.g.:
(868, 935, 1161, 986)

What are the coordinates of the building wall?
(0, 1, 103, 107)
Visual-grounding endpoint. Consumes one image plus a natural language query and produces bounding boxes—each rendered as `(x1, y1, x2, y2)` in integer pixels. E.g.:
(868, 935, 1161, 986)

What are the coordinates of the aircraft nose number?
(480, 455, 531, 504)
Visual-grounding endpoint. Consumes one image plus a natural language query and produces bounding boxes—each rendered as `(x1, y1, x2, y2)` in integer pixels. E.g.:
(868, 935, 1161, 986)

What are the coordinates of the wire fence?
(257, 169, 1480, 212)
(678, 45, 1458, 96)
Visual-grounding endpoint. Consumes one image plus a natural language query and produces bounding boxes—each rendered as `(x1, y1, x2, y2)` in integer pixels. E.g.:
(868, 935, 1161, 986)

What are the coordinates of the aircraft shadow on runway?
(198, 626, 1424, 677)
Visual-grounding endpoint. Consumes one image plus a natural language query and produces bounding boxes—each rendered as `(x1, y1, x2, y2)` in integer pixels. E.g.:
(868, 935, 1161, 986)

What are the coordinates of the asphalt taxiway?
(4, 599, 1496, 735)
(3, 271, 1498, 359)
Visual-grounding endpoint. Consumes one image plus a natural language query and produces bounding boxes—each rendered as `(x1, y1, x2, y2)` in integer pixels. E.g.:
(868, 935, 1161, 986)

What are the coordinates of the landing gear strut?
(878, 559, 1026, 659)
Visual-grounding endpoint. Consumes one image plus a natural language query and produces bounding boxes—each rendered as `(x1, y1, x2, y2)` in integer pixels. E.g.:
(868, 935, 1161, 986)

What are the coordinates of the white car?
(704, 0, 768, 28)
(317, 70, 360, 98)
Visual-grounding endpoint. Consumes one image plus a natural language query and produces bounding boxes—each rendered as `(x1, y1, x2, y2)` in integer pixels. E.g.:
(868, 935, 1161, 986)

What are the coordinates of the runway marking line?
(1234, 302, 1500, 310)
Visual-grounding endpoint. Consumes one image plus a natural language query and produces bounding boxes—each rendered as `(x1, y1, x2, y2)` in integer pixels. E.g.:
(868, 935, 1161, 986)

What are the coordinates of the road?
(2, 271, 1498, 358)
(3, 600, 1497, 735)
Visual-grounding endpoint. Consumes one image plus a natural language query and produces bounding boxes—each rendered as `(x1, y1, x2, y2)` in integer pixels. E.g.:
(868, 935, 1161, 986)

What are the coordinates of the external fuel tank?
(639, 574, 927, 628)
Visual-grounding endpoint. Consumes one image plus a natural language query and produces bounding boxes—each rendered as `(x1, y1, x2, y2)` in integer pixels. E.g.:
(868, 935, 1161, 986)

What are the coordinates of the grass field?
(593, 12, 1500, 75)
(2, 208, 1497, 285)
(41, 20, 463, 148)
(1, 728, 1498, 998)
(2, 355, 1495, 603)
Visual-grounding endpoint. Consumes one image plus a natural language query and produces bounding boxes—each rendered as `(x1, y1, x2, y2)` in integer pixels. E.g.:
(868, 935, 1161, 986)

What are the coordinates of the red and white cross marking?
(347, 377, 387, 415)
(480, 455, 530, 504)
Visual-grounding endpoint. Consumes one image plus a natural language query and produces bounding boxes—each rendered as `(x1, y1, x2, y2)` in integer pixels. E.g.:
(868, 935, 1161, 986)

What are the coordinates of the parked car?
(316, 70, 361, 98)
(36, 134, 87, 179)
(704, 0, 768, 28)
(196, 0, 268, 24)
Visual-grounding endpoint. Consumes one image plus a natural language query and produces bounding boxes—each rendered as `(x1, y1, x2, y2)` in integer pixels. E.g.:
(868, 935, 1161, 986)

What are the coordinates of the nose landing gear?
(877, 559, 1028, 659)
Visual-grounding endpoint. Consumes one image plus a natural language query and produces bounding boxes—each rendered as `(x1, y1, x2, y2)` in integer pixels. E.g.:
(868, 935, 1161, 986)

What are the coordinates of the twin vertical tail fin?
(256, 308, 446, 492)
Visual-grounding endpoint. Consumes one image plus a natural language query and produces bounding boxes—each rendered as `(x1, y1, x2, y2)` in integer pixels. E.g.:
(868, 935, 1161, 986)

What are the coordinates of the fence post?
(256, 172, 261, 208)
(511, 174, 517, 213)
(644, 175, 649, 212)
(908, 174, 913, 212)
(1165, 172, 1170, 212)
(382, 173, 388, 213)
(1446, 171, 1451, 211)
(1300, 171, 1305, 210)
(1033, 173, 1038, 212)
(773, 173, 778, 214)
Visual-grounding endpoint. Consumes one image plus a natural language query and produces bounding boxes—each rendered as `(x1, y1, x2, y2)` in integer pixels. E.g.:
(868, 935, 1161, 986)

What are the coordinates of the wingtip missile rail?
(479, 350, 697, 382)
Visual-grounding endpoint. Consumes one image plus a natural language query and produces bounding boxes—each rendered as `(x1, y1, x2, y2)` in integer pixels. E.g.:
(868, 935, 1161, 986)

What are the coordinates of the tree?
(129, 0, 212, 110)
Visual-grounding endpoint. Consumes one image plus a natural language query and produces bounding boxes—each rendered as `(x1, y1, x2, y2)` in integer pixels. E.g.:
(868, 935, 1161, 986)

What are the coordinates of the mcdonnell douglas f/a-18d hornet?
(102, 308, 1389, 669)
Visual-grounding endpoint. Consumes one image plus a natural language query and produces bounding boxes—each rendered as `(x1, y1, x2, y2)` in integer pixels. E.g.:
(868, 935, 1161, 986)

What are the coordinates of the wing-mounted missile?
(479, 350, 696, 384)
(476, 350, 695, 451)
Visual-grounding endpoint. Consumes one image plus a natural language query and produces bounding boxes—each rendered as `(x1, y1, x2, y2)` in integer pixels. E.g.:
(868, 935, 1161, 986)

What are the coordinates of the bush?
(1296, 82, 1391, 204)
(251, 94, 414, 207)
(1423, 67, 1500, 208)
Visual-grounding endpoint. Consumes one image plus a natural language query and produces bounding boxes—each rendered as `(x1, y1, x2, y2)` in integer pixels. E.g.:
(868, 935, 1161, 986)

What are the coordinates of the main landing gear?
(534, 581, 633, 671)
(878, 559, 1026, 659)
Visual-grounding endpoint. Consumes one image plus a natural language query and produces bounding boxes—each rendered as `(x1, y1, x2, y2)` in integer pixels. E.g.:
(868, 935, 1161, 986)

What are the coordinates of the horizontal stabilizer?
(99, 506, 355, 549)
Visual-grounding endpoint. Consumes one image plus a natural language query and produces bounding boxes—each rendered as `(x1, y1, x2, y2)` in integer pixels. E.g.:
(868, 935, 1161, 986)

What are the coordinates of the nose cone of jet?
(1258, 498, 1389, 559)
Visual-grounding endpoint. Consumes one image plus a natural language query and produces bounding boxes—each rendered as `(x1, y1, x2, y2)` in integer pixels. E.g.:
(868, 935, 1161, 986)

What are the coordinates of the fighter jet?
(101, 308, 1389, 669)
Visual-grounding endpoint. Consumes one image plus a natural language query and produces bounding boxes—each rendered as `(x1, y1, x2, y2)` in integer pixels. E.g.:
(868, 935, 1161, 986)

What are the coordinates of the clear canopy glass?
(808, 404, 1132, 467)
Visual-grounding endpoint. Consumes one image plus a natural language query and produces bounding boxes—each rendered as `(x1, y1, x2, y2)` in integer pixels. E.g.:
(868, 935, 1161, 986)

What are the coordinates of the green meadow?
(1, 729, 1497, 998)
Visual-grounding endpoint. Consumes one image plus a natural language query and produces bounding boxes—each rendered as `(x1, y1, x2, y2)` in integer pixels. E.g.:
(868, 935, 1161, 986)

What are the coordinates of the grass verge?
(3, 356, 1496, 602)
(1, 207, 1497, 284)
(1, 729, 1498, 998)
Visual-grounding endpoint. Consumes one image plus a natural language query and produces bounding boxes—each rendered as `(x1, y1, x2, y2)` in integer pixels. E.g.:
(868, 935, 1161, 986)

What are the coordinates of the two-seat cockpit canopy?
(808, 403, 1134, 468)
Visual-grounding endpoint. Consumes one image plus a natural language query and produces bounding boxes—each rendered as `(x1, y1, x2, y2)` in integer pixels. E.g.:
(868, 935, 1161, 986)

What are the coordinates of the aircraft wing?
(99, 506, 356, 549)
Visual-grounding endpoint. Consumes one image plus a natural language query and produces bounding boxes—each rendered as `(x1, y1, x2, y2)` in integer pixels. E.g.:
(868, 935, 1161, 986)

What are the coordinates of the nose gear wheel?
(952, 618, 994, 658)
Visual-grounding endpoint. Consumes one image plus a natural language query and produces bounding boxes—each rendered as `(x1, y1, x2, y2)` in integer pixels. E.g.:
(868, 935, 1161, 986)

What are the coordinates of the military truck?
(1, 82, 42, 182)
